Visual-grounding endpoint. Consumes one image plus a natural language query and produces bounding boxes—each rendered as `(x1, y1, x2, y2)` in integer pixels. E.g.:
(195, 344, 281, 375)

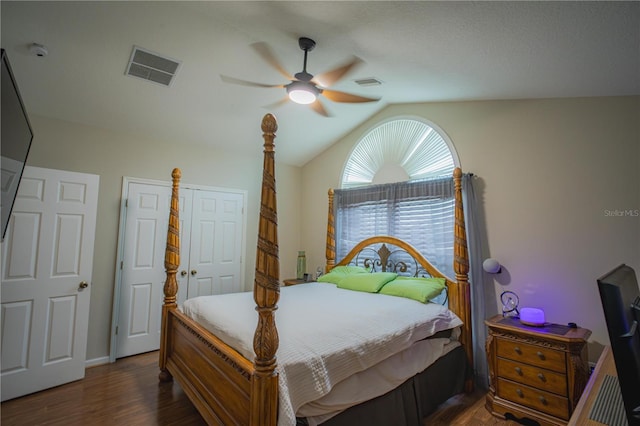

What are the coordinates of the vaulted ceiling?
(2, 1, 638, 166)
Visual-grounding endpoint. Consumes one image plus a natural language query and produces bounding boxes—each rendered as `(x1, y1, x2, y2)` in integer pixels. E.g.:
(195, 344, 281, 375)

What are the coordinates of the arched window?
(335, 117, 459, 278)
(341, 118, 458, 189)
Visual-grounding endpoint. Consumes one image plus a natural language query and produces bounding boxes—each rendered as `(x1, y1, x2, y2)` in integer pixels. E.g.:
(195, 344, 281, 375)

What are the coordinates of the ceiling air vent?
(354, 77, 382, 87)
(126, 46, 181, 87)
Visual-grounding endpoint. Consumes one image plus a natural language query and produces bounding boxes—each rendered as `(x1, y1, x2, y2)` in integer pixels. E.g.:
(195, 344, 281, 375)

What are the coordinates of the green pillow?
(331, 265, 370, 274)
(317, 265, 369, 285)
(379, 277, 446, 303)
(337, 272, 397, 293)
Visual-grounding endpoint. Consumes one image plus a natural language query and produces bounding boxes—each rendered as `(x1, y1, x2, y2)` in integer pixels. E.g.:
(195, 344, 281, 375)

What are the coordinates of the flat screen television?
(597, 264, 640, 426)
(1, 48, 34, 241)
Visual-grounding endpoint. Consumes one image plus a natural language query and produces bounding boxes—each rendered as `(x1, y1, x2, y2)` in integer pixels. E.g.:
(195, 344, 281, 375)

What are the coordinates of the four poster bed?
(158, 113, 473, 426)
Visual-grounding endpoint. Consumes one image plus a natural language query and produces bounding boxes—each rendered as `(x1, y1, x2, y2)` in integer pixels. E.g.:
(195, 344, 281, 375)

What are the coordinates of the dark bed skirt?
(296, 345, 467, 426)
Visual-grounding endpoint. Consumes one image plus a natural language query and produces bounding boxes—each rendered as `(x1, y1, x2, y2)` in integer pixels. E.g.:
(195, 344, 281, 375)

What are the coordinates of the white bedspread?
(300, 335, 460, 426)
(181, 282, 463, 426)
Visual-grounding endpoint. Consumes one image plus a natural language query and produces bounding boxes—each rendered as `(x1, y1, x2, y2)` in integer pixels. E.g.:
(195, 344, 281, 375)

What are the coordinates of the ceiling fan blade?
(310, 99, 331, 117)
(251, 42, 294, 81)
(220, 75, 285, 88)
(322, 89, 380, 103)
(312, 56, 363, 87)
(262, 97, 290, 110)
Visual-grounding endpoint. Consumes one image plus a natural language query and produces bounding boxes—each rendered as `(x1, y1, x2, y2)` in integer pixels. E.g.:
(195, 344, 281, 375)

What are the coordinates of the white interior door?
(115, 182, 171, 358)
(113, 180, 245, 359)
(176, 188, 193, 305)
(206, 190, 244, 295)
(1, 166, 99, 401)
(187, 190, 244, 297)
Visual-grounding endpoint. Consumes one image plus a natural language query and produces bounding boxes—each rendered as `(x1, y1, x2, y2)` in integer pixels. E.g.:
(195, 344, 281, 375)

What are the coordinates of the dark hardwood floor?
(1, 351, 517, 425)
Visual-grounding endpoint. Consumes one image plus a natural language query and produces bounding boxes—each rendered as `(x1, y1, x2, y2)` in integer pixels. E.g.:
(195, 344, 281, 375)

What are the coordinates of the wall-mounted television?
(1, 48, 34, 241)
(597, 264, 640, 426)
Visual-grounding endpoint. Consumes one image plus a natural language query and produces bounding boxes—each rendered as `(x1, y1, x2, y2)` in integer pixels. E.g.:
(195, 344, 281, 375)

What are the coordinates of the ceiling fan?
(220, 37, 380, 117)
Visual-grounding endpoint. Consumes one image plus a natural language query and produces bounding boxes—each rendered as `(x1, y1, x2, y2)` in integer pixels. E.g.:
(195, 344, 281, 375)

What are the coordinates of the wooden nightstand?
(282, 278, 307, 286)
(485, 315, 591, 426)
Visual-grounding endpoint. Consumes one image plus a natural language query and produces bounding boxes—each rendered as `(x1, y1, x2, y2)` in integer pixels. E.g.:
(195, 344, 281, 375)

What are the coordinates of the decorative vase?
(296, 251, 306, 280)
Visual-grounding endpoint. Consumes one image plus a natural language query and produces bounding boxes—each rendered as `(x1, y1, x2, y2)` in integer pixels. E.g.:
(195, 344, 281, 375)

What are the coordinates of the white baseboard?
(85, 356, 110, 368)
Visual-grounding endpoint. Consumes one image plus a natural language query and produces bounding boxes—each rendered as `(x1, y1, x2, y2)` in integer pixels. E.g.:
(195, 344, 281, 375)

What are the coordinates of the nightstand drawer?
(497, 378, 569, 420)
(497, 357, 568, 395)
(497, 338, 566, 373)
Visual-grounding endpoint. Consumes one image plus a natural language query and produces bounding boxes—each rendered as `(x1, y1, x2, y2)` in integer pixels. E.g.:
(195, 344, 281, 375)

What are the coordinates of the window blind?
(334, 175, 455, 279)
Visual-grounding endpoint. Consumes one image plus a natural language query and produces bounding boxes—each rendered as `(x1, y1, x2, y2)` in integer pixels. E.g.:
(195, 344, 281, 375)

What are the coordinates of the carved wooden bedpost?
(250, 114, 280, 426)
(325, 188, 336, 273)
(453, 167, 473, 392)
(159, 168, 181, 382)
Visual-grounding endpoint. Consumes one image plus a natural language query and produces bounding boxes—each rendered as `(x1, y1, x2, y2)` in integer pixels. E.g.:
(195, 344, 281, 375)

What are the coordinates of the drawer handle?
(537, 372, 546, 382)
(514, 367, 523, 375)
(539, 395, 548, 405)
(516, 389, 524, 398)
(514, 346, 522, 355)
(536, 351, 545, 360)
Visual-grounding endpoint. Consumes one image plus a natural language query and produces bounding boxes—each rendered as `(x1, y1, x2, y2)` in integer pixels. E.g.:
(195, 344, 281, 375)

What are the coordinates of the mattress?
(181, 282, 463, 426)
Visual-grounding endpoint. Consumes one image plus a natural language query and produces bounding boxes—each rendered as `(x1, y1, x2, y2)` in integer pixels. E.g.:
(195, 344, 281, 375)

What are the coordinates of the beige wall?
(25, 115, 302, 361)
(301, 96, 640, 361)
(17, 96, 640, 363)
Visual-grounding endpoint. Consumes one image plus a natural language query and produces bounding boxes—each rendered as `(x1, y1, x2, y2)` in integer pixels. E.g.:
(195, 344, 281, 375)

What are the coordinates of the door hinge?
(115, 326, 118, 335)
(120, 261, 123, 270)
(125, 198, 128, 208)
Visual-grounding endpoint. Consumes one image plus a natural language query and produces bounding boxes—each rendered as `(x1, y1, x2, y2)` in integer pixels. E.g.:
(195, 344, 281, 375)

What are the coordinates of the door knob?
(79, 281, 89, 290)
(191, 270, 197, 276)
(181, 270, 187, 277)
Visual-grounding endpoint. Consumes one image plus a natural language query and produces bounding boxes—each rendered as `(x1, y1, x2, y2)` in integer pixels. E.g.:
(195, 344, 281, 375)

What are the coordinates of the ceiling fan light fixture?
(287, 81, 318, 104)
(289, 89, 316, 104)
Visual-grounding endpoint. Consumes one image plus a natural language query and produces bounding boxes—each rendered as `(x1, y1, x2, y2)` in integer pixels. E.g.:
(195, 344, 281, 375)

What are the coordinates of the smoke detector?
(29, 43, 48, 57)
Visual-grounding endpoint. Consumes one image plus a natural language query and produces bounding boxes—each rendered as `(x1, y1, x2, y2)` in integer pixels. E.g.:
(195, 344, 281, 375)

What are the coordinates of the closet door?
(176, 188, 193, 305)
(187, 189, 244, 298)
(115, 181, 172, 359)
(113, 180, 245, 359)
(211, 191, 244, 295)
